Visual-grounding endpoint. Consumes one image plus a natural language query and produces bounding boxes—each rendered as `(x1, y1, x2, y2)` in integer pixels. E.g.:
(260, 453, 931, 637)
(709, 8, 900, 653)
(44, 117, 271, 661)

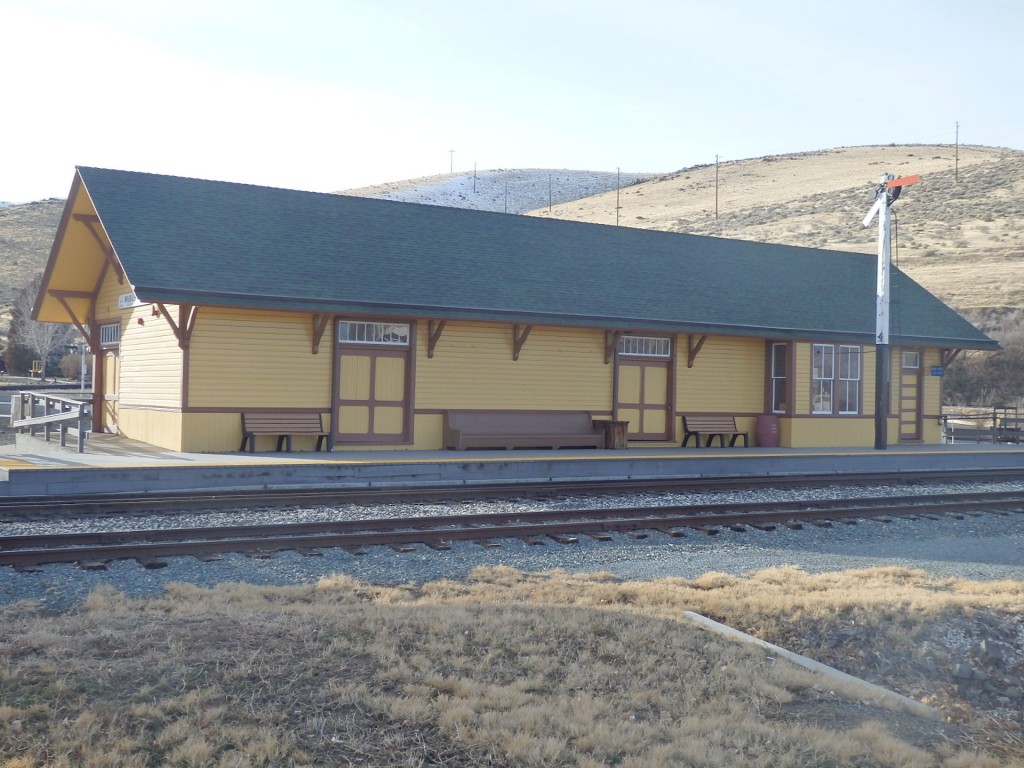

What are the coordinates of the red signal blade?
(885, 174, 920, 188)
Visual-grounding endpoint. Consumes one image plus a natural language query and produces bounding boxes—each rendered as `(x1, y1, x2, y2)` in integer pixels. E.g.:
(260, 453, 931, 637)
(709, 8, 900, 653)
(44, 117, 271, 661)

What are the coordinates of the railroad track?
(3, 490, 1023, 571)
(3, 466, 1024, 520)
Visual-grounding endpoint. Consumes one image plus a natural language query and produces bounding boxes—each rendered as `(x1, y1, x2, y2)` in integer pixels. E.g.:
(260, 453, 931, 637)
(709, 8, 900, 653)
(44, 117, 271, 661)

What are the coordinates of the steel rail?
(2, 467, 1024, 519)
(2, 490, 1022, 569)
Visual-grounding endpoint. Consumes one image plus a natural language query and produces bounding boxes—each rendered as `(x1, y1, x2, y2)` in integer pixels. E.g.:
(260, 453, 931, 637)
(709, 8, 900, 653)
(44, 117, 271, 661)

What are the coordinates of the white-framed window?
(618, 335, 670, 358)
(811, 344, 833, 414)
(99, 323, 120, 348)
(770, 342, 788, 413)
(901, 351, 920, 369)
(812, 343, 861, 415)
(837, 345, 861, 415)
(337, 321, 410, 346)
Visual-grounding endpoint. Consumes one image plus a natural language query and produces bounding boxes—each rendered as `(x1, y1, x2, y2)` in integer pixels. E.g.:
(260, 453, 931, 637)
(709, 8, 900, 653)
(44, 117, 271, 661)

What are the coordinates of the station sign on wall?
(118, 292, 144, 310)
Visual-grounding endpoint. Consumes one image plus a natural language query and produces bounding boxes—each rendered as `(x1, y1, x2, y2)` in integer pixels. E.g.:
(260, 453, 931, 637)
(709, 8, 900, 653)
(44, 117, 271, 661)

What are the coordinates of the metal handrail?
(10, 391, 92, 453)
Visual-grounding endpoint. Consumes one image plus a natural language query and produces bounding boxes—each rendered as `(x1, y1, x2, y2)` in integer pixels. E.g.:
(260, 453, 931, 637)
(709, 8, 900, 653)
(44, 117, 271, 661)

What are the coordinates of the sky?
(1, 0, 1022, 203)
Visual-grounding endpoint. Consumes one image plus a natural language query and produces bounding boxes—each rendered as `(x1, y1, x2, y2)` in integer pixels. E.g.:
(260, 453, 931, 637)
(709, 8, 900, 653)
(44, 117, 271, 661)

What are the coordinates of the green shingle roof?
(76, 166, 995, 349)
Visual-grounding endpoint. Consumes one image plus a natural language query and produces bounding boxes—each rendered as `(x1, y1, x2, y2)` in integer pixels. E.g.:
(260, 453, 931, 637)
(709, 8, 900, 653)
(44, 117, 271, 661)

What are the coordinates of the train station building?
(33, 167, 996, 453)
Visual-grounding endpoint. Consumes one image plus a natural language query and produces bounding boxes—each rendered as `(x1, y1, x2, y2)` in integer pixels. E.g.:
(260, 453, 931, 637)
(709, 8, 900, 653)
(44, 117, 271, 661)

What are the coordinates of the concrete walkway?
(2, 431, 1023, 498)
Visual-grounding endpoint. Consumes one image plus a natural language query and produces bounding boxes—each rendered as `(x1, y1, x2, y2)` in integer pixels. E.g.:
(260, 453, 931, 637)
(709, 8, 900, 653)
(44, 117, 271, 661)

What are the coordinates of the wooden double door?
(333, 321, 413, 445)
(614, 339, 673, 441)
(897, 349, 923, 442)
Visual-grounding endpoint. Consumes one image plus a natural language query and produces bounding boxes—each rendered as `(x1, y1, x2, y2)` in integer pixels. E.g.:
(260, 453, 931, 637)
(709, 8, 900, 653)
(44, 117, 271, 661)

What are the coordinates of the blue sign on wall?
(931, 366, 945, 377)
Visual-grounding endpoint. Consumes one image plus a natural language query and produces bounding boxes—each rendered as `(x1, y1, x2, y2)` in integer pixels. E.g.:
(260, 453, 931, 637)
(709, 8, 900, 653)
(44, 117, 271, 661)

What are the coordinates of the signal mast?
(863, 172, 920, 449)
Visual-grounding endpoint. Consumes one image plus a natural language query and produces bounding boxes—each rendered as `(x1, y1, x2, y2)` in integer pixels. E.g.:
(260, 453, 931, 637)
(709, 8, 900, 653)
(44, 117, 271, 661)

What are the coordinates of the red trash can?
(755, 414, 780, 447)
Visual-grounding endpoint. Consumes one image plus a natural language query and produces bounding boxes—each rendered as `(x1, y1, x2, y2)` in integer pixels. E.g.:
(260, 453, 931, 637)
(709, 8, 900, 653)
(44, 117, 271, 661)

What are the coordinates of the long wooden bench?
(682, 415, 749, 448)
(443, 410, 605, 450)
(240, 411, 331, 452)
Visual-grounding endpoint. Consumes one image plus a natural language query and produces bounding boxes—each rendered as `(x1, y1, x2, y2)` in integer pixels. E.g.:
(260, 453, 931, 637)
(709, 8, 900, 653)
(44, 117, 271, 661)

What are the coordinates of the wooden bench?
(682, 415, 749, 448)
(240, 411, 331, 452)
(443, 410, 605, 450)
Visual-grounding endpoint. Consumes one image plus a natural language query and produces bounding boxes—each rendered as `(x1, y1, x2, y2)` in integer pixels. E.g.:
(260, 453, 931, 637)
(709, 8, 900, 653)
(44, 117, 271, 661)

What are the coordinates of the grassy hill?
(528, 144, 1024, 331)
(2, 145, 1020, 336)
(0, 198, 64, 331)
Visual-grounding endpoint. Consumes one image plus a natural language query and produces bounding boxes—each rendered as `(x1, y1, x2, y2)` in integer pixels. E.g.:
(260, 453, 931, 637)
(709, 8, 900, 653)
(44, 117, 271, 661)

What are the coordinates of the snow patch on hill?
(341, 168, 660, 214)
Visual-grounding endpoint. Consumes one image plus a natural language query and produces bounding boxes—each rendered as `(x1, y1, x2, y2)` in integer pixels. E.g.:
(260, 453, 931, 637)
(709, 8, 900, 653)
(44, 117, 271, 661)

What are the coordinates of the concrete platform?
(2, 431, 1024, 498)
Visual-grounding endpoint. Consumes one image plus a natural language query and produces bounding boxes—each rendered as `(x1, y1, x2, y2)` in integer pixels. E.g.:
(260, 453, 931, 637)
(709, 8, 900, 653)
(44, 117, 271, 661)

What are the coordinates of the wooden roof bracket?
(513, 324, 532, 361)
(48, 289, 94, 344)
(604, 330, 623, 364)
(72, 213, 124, 285)
(311, 314, 330, 354)
(155, 302, 198, 349)
(428, 319, 447, 359)
(687, 334, 708, 368)
(942, 348, 963, 367)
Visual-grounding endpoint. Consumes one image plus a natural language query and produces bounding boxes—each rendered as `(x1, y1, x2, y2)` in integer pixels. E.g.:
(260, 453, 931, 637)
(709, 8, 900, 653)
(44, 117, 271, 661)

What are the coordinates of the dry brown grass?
(1, 566, 1021, 767)
(530, 144, 1024, 325)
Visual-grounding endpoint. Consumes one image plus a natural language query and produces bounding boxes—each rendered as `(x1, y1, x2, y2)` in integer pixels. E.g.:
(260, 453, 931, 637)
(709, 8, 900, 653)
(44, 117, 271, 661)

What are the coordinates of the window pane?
(812, 344, 833, 380)
(100, 323, 120, 347)
(772, 379, 787, 412)
(338, 321, 410, 346)
(772, 343, 787, 377)
(618, 335, 669, 358)
(838, 380, 859, 414)
(771, 343, 788, 413)
(839, 346, 861, 380)
(813, 380, 832, 414)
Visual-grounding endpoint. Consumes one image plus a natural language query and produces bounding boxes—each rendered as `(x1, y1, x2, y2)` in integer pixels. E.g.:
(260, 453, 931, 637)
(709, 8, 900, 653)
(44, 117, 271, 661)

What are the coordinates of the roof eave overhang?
(131, 286, 998, 351)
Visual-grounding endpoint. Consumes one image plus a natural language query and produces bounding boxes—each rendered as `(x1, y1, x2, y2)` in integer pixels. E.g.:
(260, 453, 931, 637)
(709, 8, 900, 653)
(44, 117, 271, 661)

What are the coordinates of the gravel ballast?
(2, 482, 1023, 613)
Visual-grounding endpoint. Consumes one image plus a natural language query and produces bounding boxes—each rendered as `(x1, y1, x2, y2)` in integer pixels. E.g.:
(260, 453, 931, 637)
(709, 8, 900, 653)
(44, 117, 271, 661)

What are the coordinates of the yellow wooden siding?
(787, 417, 876, 448)
(644, 408, 666, 433)
(375, 357, 405, 400)
(119, 408, 184, 451)
(862, 346, 877, 417)
(416, 322, 611, 410)
(619, 408, 642, 433)
(94, 263, 130, 322)
(375, 406, 405, 434)
(339, 354, 371, 400)
(36, 191, 106, 324)
(188, 308, 333, 408)
(618, 366, 641, 401)
(412, 413, 444, 450)
(119, 306, 184, 408)
(677, 336, 764, 412)
(644, 366, 667, 403)
(100, 353, 119, 430)
(338, 405, 370, 434)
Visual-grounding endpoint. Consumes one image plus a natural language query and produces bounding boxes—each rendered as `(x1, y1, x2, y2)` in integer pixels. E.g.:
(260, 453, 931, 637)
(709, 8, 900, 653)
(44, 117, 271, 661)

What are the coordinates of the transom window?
(337, 321, 410, 346)
(618, 335, 670, 358)
(901, 351, 920, 369)
(99, 323, 120, 348)
(812, 344, 861, 415)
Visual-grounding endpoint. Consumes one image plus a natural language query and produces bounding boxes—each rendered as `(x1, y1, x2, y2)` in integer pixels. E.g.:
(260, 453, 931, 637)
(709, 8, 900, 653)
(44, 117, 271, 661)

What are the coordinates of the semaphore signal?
(863, 172, 920, 450)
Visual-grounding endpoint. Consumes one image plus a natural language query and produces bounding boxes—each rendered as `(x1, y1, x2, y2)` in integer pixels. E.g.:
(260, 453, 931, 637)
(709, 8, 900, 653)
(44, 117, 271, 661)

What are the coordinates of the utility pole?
(473, 162, 477, 194)
(863, 172, 920, 449)
(616, 167, 620, 226)
(449, 149, 455, 174)
(954, 121, 959, 183)
(715, 154, 719, 221)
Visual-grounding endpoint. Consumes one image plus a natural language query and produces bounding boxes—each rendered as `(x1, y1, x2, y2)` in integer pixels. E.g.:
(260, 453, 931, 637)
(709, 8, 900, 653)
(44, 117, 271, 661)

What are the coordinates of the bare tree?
(9, 275, 77, 379)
